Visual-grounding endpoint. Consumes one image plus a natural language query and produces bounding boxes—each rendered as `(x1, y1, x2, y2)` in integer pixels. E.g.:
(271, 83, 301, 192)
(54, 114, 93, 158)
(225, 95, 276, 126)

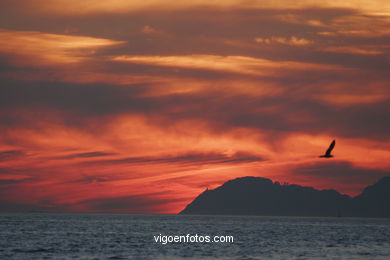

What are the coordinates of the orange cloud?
(112, 55, 345, 76)
(322, 46, 383, 55)
(19, 0, 390, 16)
(255, 36, 312, 46)
(316, 94, 389, 105)
(0, 29, 125, 66)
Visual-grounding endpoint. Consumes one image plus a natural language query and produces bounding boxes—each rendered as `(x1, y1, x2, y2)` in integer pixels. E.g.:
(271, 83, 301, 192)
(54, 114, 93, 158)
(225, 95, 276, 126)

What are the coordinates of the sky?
(0, 0, 389, 214)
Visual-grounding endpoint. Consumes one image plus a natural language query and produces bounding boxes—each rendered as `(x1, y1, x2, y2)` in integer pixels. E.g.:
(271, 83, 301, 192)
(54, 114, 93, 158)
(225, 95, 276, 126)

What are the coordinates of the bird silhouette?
(319, 140, 335, 158)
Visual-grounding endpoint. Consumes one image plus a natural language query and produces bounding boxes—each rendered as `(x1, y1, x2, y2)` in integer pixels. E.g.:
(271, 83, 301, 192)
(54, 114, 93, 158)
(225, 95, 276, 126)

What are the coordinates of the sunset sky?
(1, 0, 389, 214)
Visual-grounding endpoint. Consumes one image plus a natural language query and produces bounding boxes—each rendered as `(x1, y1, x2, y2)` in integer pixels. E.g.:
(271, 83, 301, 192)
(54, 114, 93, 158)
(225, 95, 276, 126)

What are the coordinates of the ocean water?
(0, 214, 389, 260)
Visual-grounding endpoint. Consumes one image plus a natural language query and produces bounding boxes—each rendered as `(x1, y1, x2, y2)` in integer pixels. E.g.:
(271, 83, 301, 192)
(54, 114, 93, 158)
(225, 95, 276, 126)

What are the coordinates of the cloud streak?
(6, 0, 390, 16)
(0, 29, 125, 66)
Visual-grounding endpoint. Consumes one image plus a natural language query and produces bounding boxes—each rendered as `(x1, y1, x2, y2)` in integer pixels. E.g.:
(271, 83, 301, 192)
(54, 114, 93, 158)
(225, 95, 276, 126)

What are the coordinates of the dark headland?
(180, 176, 390, 218)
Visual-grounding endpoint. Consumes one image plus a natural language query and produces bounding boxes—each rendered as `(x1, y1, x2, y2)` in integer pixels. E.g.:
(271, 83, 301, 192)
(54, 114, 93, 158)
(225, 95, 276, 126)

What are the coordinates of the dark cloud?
(82, 151, 263, 166)
(0, 150, 24, 161)
(2, 6, 390, 69)
(0, 167, 29, 175)
(75, 193, 180, 213)
(0, 184, 180, 213)
(0, 200, 43, 212)
(0, 7, 355, 36)
(70, 176, 113, 184)
(0, 199, 66, 213)
(54, 151, 116, 160)
(291, 160, 390, 189)
(221, 97, 390, 140)
(0, 177, 37, 186)
(0, 179, 23, 184)
(1, 77, 389, 142)
(140, 93, 390, 141)
(0, 80, 153, 116)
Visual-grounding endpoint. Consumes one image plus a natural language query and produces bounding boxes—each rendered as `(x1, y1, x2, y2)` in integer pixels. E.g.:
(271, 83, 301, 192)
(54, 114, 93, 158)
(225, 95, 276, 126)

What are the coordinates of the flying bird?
(319, 140, 335, 158)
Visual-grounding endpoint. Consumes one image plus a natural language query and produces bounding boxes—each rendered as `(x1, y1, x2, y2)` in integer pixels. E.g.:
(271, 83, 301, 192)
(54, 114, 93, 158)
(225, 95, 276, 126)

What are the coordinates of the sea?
(0, 213, 389, 260)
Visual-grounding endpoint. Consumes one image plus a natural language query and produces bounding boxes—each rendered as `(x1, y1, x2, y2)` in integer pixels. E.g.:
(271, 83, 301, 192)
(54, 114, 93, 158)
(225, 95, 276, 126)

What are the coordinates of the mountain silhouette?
(180, 176, 390, 218)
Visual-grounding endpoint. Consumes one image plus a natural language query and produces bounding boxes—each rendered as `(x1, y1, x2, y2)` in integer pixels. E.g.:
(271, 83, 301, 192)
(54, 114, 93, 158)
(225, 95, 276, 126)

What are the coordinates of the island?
(180, 176, 390, 217)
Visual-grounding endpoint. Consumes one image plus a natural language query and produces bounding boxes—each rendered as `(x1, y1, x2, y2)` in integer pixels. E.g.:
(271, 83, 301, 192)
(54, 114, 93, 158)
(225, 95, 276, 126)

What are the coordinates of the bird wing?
(325, 140, 336, 155)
